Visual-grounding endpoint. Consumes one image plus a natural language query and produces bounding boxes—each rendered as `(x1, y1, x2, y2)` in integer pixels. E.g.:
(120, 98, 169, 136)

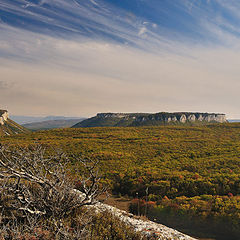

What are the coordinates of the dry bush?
(0, 144, 107, 239)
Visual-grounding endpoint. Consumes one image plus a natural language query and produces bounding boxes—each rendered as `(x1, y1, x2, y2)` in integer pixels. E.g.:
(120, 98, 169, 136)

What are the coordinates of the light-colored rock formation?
(172, 116, 177, 122)
(202, 114, 226, 123)
(167, 117, 172, 122)
(96, 112, 227, 124)
(188, 114, 196, 122)
(93, 202, 196, 240)
(0, 110, 28, 136)
(0, 110, 9, 125)
(180, 114, 187, 123)
(197, 114, 203, 121)
(74, 190, 196, 240)
(97, 113, 129, 118)
(74, 112, 227, 128)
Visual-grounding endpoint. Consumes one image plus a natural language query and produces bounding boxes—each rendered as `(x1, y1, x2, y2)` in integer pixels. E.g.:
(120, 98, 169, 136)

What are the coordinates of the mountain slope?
(0, 110, 29, 136)
(23, 118, 85, 130)
(11, 115, 85, 125)
(72, 112, 227, 128)
(0, 119, 29, 136)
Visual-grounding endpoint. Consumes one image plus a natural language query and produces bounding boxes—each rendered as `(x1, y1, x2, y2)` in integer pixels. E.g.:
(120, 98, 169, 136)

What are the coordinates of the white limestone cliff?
(0, 110, 9, 125)
(96, 112, 227, 124)
(180, 114, 187, 123)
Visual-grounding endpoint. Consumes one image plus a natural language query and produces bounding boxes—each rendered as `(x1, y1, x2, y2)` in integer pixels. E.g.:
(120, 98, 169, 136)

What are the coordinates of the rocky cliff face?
(135, 112, 227, 124)
(72, 112, 227, 128)
(0, 110, 29, 136)
(0, 110, 9, 125)
(96, 112, 227, 123)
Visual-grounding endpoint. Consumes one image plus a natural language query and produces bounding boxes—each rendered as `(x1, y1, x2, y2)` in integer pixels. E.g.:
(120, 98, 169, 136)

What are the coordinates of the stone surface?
(180, 114, 187, 123)
(0, 110, 29, 136)
(0, 110, 9, 125)
(75, 190, 196, 240)
(96, 112, 227, 123)
(73, 112, 227, 128)
(93, 202, 196, 240)
(188, 114, 196, 122)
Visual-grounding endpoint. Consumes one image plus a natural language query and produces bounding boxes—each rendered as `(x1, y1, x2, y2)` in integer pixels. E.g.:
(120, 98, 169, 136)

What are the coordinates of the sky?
(1, 0, 240, 118)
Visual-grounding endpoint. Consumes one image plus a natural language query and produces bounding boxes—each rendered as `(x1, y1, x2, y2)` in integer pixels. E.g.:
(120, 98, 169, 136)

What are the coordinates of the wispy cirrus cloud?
(1, 0, 240, 118)
(2, 0, 240, 53)
(1, 28, 240, 118)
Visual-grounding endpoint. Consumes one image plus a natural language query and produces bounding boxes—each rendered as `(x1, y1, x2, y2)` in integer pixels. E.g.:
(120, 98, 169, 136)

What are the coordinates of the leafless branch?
(0, 144, 107, 238)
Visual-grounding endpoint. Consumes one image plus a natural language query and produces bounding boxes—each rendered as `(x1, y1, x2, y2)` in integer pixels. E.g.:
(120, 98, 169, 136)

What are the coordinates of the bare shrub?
(0, 144, 107, 239)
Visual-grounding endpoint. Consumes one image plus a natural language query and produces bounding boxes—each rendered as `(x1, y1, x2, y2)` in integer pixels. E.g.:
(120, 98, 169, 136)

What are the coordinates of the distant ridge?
(23, 118, 85, 131)
(228, 119, 240, 123)
(0, 110, 29, 136)
(72, 112, 227, 128)
(11, 115, 85, 125)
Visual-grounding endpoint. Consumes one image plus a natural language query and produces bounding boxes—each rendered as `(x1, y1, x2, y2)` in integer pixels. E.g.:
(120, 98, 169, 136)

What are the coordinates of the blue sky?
(1, 0, 240, 47)
(1, 0, 240, 117)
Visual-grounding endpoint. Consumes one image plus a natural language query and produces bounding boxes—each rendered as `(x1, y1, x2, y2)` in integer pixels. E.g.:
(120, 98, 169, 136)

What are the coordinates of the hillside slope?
(11, 115, 85, 124)
(72, 112, 227, 128)
(23, 118, 85, 130)
(0, 110, 29, 136)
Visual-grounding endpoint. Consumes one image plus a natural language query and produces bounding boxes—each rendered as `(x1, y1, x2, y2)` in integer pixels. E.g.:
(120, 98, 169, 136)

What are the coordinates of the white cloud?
(138, 27, 147, 36)
(1, 25, 240, 118)
(89, 0, 99, 6)
(152, 23, 157, 29)
(2, 1, 240, 118)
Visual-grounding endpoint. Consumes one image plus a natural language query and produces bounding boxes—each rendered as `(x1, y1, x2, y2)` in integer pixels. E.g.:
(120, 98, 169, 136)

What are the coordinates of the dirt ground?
(99, 195, 131, 212)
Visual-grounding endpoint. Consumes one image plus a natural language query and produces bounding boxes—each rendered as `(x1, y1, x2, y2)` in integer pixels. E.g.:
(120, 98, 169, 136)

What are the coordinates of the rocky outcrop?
(98, 112, 227, 123)
(0, 110, 29, 136)
(75, 190, 196, 240)
(96, 113, 147, 120)
(72, 112, 227, 128)
(93, 201, 196, 240)
(0, 110, 9, 125)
